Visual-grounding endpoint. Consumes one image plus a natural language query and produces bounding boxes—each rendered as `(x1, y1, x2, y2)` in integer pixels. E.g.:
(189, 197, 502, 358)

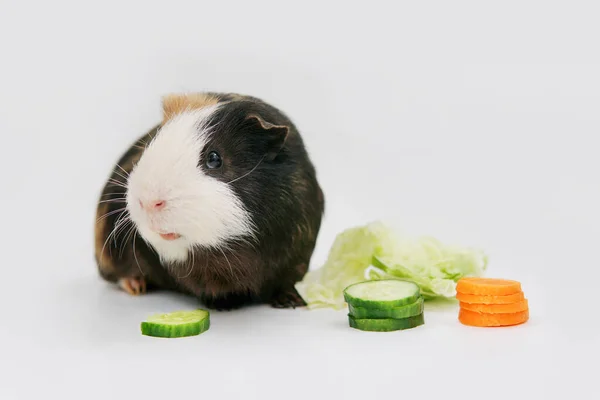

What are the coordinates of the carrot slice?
(460, 299, 528, 314)
(458, 308, 529, 327)
(456, 277, 522, 296)
(456, 291, 525, 304)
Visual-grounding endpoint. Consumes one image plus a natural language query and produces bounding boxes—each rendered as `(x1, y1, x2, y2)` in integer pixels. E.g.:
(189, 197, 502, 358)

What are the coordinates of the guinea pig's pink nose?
(139, 199, 166, 211)
(153, 200, 166, 210)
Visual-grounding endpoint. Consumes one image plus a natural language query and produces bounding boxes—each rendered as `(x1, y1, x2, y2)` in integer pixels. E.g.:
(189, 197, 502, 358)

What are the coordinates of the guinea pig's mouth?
(158, 232, 181, 241)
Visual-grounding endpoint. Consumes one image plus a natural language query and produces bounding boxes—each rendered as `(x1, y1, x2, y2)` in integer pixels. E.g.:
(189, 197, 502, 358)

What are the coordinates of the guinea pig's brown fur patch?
(161, 93, 221, 125)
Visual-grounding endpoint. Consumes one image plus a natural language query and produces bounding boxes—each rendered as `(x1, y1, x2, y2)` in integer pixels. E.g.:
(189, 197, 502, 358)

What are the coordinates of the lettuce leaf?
(295, 221, 488, 309)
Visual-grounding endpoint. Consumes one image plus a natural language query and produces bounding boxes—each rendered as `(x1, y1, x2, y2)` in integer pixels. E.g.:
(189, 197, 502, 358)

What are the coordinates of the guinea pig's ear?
(245, 114, 289, 161)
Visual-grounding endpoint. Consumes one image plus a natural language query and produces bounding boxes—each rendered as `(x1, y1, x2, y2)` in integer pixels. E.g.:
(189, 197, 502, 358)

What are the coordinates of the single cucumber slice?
(343, 279, 421, 308)
(348, 296, 424, 319)
(141, 309, 210, 338)
(348, 313, 425, 332)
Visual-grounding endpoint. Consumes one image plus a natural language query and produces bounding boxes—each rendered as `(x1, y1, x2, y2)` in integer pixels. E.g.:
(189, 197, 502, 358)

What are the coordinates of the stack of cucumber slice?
(343, 280, 425, 332)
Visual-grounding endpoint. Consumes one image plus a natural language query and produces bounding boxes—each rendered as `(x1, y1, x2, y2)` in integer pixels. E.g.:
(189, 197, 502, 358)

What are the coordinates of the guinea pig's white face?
(126, 106, 254, 264)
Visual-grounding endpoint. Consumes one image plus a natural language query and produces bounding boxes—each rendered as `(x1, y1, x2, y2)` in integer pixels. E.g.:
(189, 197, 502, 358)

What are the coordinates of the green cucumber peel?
(348, 313, 425, 332)
(348, 296, 424, 319)
(141, 309, 210, 338)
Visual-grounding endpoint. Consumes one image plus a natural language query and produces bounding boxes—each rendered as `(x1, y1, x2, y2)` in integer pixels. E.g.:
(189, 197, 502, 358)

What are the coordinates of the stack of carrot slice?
(456, 277, 529, 327)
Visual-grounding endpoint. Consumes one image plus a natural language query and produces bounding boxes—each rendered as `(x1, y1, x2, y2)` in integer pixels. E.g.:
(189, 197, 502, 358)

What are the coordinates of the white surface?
(0, 1, 598, 399)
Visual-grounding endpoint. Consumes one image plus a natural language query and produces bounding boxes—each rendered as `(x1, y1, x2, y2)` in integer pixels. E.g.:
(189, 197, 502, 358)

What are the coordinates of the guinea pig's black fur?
(94, 93, 325, 310)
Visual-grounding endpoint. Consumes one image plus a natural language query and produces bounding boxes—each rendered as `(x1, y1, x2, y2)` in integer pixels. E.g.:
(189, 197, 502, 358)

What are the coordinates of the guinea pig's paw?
(270, 288, 306, 309)
(118, 277, 147, 296)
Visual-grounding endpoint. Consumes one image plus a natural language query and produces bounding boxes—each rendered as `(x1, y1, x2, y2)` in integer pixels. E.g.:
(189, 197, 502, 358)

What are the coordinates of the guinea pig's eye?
(206, 151, 222, 169)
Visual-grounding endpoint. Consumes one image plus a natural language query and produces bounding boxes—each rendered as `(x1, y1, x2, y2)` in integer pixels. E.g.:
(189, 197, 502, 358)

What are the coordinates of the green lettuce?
(295, 221, 488, 309)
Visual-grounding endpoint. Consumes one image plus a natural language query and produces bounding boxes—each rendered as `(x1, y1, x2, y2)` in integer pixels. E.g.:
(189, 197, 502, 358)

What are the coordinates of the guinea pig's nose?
(140, 199, 166, 211)
(153, 200, 166, 210)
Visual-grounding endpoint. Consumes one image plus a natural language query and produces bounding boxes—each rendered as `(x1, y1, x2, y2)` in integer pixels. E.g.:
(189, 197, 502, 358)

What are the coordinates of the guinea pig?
(94, 92, 325, 310)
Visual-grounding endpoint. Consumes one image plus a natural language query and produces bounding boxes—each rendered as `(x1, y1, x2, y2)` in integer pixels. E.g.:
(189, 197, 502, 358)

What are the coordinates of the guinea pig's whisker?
(96, 207, 127, 223)
(111, 213, 132, 247)
(177, 248, 195, 280)
(113, 168, 128, 178)
(113, 214, 132, 245)
(113, 211, 128, 228)
(218, 246, 240, 284)
(99, 209, 129, 261)
(107, 178, 126, 185)
(230, 248, 244, 265)
(120, 222, 137, 259)
(226, 156, 266, 185)
(230, 235, 258, 250)
(106, 184, 126, 192)
(102, 189, 126, 193)
(112, 170, 129, 183)
(98, 198, 127, 204)
(110, 178, 128, 189)
(138, 138, 151, 150)
(223, 246, 245, 275)
(107, 179, 127, 189)
(101, 191, 126, 197)
(132, 230, 145, 276)
(115, 163, 130, 177)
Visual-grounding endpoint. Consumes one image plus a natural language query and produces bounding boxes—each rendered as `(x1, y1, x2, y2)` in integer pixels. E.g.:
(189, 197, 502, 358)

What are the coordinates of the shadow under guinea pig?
(53, 275, 279, 347)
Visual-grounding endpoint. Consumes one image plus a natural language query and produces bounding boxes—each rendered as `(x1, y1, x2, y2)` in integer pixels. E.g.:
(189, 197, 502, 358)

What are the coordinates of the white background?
(0, 0, 598, 399)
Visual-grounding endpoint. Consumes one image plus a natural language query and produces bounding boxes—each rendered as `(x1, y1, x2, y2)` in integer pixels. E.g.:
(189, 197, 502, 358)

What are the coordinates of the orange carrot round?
(458, 308, 529, 327)
(456, 277, 522, 296)
(460, 299, 528, 314)
(456, 291, 525, 304)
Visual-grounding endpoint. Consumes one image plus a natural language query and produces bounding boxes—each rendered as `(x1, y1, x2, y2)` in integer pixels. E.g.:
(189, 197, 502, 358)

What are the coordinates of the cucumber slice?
(141, 309, 210, 338)
(348, 313, 425, 332)
(348, 297, 424, 319)
(343, 279, 421, 308)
